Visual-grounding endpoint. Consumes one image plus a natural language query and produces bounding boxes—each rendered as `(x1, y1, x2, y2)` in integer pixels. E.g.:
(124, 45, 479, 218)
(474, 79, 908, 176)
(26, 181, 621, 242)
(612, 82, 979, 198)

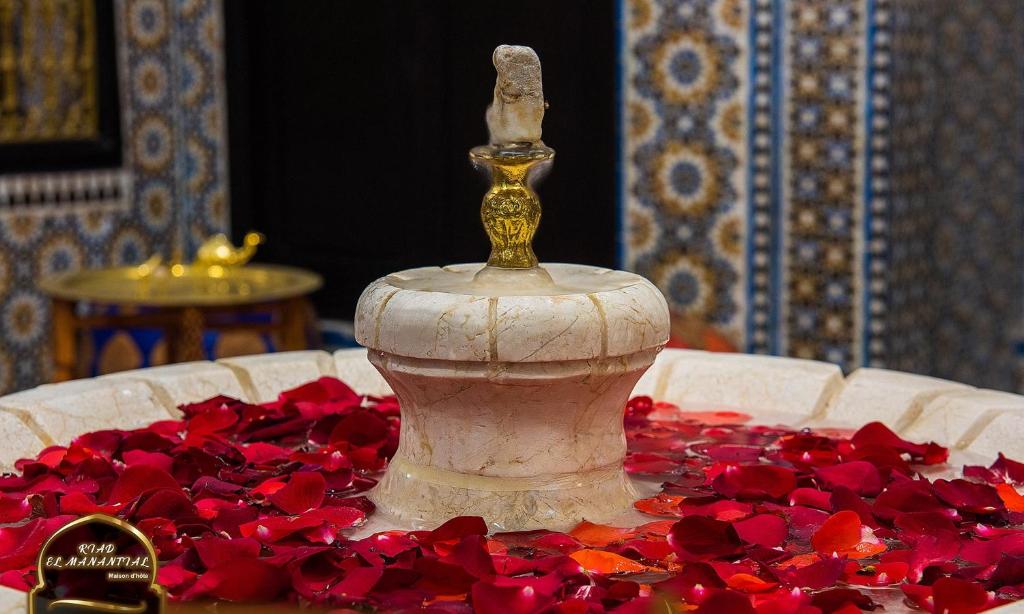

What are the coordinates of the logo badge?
(29, 514, 165, 613)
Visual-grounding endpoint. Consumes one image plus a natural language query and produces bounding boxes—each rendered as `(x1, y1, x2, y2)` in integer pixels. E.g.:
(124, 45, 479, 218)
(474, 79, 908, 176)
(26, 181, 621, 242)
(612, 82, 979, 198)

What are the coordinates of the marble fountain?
(1, 46, 1023, 612)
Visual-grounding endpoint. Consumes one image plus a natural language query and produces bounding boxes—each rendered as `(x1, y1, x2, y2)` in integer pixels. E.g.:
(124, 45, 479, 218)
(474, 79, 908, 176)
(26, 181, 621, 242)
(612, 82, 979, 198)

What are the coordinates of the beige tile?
(0, 378, 176, 445)
(218, 351, 336, 403)
(102, 361, 250, 415)
(333, 349, 392, 396)
(903, 389, 1024, 448)
(660, 352, 843, 418)
(821, 368, 971, 432)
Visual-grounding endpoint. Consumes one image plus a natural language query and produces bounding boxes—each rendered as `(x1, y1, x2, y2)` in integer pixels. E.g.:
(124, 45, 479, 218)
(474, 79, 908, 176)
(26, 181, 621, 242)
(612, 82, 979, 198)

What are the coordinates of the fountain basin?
(354, 263, 670, 529)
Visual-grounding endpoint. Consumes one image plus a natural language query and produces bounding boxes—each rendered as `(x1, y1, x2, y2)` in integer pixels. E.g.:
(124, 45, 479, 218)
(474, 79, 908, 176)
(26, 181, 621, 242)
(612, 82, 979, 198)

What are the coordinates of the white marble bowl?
(2, 349, 1024, 612)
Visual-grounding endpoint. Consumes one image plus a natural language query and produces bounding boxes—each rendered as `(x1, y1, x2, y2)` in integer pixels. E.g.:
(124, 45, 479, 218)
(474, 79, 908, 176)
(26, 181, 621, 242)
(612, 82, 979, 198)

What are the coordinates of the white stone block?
(218, 351, 336, 403)
(333, 348, 392, 396)
(0, 410, 48, 471)
(0, 586, 25, 614)
(903, 389, 1024, 448)
(967, 411, 1024, 463)
(631, 348, 698, 398)
(821, 368, 971, 432)
(660, 352, 844, 418)
(101, 361, 250, 414)
(0, 379, 176, 445)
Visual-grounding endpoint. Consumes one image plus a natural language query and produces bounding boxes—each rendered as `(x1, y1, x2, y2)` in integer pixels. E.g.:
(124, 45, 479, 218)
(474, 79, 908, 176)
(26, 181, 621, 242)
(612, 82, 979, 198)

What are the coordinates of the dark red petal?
(270, 471, 327, 514)
(668, 516, 744, 560)
(829, 486, 879, 528)
(814, 461, 882, 496)
(712, 465, 796, 500)
(695, 589, 755, 614)
(108, 464, 180, 504)
(789, 487, 833, 510)
(281, 376, 359, 405)
(472, 581, 555, 614)
(422, 516, 489, 545)
(134, 487, 195, 521)
(776, 555, 845, 590)
(121, 449, 174, 473)
(327, 565, 382, 600)
(193, 535, 261, 569)
(0, 495, 30, 523)
(931, 479, 1005, 515)
(991, 453, 1024, 484)
(185, 558, 287, 602)
(872, 480, 948, 521)
(329, 409, 390, 447)
(932, 577, 991, 614)
(987, 555, 1024, 591)
(187, 402, 239, 435)
(810, 588, 876, 613)
(240, 442, 291, 464)
(734, 514, 788, 548)
(0, 515, 75, 571)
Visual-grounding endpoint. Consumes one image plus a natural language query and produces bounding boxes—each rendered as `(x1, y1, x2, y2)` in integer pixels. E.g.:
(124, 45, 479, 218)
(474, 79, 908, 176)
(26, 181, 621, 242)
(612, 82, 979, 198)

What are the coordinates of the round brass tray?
(38, 264, 323, 307)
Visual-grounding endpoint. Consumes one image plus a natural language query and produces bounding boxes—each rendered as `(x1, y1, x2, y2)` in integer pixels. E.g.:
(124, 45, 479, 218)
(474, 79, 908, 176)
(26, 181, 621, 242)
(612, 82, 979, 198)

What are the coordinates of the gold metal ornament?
(470, 144, 554, 269)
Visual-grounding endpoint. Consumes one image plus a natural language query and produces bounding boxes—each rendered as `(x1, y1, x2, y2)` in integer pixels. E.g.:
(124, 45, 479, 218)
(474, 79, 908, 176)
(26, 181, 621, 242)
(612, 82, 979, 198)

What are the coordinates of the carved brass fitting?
(470, 144, 554, 269)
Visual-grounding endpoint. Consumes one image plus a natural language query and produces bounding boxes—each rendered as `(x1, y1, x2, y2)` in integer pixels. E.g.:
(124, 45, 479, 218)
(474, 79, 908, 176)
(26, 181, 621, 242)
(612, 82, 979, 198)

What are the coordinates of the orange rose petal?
(997, 483, 1024, 512)
(634, 493, 685, 517)
(637, 519, 677, 536)
(570, 549, 649, 574)
(726, 573, 779, 593)
(569, 520, 636, 547)
(776, 553, 822, 570)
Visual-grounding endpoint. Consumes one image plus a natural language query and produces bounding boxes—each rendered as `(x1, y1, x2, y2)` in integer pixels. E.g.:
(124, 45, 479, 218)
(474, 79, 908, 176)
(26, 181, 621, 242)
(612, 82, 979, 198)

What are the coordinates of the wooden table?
(39, 264, 323, 382)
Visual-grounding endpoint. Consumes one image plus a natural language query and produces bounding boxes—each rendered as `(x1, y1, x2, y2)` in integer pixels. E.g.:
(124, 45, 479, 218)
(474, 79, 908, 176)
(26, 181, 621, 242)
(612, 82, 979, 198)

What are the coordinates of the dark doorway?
(224, 0, 618, 320)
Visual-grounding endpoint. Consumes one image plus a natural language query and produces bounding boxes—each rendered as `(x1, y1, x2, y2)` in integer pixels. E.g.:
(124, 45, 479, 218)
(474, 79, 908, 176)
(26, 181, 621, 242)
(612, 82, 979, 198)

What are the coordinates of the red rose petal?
(734, 514, 788, 548)
(932, 576, 991, 614)
(421, 516, 489, 546)
(327, 565, 382, 600)
(992, 454, 1024, 484)
(0, 495, 30, 523)
(108, 464, 180, 504)
(694, 589, 755, 614)
(811, 511, 885, 559)
(713, 465, 797, 500)
(789, 487, 833, 510)
(0, 515, 75, 571)
(776, 555, 845, 589)
(931, 479, 1005, 515)
(185, 558, 287, 602)
(814, 461, 882, 496)
(270, 471, 327, 514)
(668, 516, 744, 560)
(872, 479, 948, 521)
(121, 449, 174, 473)
(192, 535, 261, 569)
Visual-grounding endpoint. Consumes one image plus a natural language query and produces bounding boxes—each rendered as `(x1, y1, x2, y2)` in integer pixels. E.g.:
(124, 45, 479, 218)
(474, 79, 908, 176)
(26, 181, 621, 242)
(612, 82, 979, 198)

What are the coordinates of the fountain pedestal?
(355, 264, 668, 529)
(354, 44, 669, 529)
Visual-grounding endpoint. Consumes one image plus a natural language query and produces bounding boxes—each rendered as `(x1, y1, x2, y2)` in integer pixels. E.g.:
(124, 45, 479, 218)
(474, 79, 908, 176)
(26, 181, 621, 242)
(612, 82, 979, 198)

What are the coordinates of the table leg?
(178, 307, 206, 362)
(280, 297, 313, 351)
(167, 307, 206, 363)
(51, 298, 77, 382)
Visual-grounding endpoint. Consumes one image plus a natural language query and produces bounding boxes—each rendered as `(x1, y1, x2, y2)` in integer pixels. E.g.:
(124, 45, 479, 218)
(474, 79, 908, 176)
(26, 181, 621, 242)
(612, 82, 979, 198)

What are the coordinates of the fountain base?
(365, 349, 657, 530)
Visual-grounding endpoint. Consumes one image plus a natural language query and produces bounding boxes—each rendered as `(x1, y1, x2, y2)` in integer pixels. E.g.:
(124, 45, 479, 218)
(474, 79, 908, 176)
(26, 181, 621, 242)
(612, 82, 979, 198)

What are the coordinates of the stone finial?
(485, 45, 545, 145)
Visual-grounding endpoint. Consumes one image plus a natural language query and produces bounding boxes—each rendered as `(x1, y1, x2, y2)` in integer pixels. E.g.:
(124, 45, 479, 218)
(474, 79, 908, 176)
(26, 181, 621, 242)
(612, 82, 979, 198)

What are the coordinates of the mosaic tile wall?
(621, 0, 1024, 390)
(0, 0, 230, 394)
